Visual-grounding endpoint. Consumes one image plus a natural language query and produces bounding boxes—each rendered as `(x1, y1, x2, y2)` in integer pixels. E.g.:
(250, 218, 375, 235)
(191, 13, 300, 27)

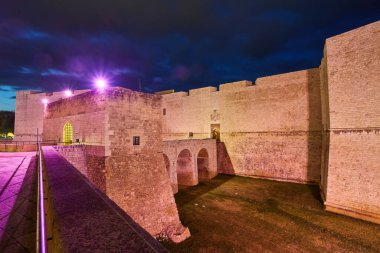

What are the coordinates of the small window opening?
(133, 136, 140, 145)
(163, 108, 166, 115)
(189, 132, 193, 138)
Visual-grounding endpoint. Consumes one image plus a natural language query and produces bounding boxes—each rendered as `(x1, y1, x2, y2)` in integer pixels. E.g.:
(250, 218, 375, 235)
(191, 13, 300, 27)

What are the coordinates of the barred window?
(133, 136, 140, 145)
(62, 122, 73, 144)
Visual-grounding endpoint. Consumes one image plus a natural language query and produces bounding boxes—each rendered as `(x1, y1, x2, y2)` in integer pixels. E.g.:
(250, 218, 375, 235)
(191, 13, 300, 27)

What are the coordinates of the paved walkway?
(0, 152, 37, 252)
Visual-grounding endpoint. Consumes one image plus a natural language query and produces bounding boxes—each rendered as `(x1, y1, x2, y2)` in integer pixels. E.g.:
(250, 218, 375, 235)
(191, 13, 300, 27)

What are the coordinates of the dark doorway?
(211, 124, 220, 141)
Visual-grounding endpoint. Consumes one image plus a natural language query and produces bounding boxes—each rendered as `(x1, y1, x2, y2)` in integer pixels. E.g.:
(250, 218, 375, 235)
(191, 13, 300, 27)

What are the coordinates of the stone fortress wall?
(14, 89, 90, 142)
(320, 21, 380, 223)
(162, 68, 322, 184)
(42, 88, 190, 242)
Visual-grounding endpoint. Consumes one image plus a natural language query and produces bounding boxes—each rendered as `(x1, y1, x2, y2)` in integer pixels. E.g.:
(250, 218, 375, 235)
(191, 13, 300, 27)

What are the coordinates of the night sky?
(0, 1, 379, 111)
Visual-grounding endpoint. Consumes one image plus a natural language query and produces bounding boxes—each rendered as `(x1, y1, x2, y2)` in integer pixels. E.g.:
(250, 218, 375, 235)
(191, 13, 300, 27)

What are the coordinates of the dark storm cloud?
(0, 0, 379, 108)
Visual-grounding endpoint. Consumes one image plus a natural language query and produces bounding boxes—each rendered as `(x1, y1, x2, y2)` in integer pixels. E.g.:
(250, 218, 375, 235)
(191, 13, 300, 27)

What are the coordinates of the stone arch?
(176, 149, 196, 186)
(62, 122, 73, 144)
(197, 148, 210, 181)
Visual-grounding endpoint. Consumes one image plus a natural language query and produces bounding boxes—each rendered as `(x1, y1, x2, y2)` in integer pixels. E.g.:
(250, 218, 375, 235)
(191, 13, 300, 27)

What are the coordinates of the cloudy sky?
(0, 0, 379, 111)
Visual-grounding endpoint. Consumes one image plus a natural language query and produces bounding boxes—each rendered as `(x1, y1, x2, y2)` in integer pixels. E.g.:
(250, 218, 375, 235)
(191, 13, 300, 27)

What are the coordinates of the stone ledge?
(325, 202, 380, 225)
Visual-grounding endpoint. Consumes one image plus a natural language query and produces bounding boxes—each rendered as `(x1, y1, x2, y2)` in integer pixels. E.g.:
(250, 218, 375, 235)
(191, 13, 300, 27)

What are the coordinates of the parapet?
(255, 69, 319, 87)
(160, 91, 189, 99)
(155, 89, 175, 95)
(189, 86, 217, 96)
(219, 80, 253, 91)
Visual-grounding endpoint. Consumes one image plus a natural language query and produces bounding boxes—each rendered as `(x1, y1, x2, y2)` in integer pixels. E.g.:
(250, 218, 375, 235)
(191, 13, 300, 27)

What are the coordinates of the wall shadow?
(216, 142, 235, 175)
(175, 174, 234, 206)
(306, 69, 323, 202)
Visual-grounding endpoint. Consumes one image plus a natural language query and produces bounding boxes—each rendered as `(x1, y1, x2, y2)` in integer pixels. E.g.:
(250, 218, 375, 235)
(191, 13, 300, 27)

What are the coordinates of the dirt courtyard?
(162, 175, 380, 253)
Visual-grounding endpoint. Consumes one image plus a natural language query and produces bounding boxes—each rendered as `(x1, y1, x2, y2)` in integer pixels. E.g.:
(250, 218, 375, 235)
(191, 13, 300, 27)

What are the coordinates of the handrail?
(0, 140, 57, 145)
(37, 143, 48, 253)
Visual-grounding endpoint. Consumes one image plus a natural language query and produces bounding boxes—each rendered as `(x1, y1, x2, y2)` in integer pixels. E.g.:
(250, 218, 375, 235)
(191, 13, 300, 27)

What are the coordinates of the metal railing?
(36, 142, 48, 253)
(0, 140, 56, 147)
(0, 140, 57, 153)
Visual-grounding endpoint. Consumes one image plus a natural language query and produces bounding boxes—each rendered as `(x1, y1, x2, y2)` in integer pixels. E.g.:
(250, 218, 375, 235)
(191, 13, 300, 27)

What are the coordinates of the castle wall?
(162, 87, 218, 140)
(322, 21, 380, 224)
(54, 145, 107, 192)
(43, 90, 106, 145)
(104, 88, 189, 241)
(14, 89, 89, 142)
(162, 69, 322, 183)
(43, 87, 189, 242)
(43, 90, 108, 192)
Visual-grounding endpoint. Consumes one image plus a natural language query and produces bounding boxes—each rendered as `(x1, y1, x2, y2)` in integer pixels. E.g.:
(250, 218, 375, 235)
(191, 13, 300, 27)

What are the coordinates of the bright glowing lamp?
(42, 98, 49, 104)
(95, 78, 108, 90)
(64, 89, 73, 97)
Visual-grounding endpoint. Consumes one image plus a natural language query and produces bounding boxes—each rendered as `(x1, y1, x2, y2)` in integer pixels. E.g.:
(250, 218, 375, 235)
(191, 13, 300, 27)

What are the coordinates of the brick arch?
(62, 122, 73, 144)
(197, 148, 210, 181)
(163, 139, 218, 191)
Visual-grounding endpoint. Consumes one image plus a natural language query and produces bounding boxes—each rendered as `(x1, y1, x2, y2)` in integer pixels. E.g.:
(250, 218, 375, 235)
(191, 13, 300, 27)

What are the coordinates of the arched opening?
(176, 149, 195, 186)
(163, 153, 170, 176)
(62, 122, 73, 145)
(197, 148, 210, 181)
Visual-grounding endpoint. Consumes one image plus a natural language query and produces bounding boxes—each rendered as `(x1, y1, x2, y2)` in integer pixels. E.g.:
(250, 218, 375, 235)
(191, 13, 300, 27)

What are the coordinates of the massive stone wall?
(322, 21, 380, 224)
(162, 87, 218, 140)
(14, 89, 89, 142)
(104, 88, 189, 241)
(54, 145, 107, 192)
(43, 90, 106, 145)
(162, 69, 322, 183)
(43, 88, 189, 242)
(43, 90, 108, 192)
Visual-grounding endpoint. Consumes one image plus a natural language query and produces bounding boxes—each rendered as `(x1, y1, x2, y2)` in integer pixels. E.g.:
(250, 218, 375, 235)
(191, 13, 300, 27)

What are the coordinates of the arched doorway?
(163, 153, 170, 177)
(197, 148, 210, 181)
(176, 149, 195, 186)
(62, 122, 73, 144)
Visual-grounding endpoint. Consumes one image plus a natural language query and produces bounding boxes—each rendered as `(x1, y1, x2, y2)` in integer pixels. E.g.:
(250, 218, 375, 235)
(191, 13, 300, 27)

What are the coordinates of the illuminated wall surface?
(14, 89, 90, 142)
(42, 88, 190, 242)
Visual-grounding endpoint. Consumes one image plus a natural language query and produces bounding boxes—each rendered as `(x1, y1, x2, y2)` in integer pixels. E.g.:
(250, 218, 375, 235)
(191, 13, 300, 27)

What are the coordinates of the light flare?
(64, 89, 73, 97)
(94, 78, 108, 90)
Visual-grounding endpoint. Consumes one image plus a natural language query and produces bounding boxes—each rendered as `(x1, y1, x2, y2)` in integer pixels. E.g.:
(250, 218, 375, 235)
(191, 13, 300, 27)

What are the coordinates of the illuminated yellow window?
(62, 122, 73, 144)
